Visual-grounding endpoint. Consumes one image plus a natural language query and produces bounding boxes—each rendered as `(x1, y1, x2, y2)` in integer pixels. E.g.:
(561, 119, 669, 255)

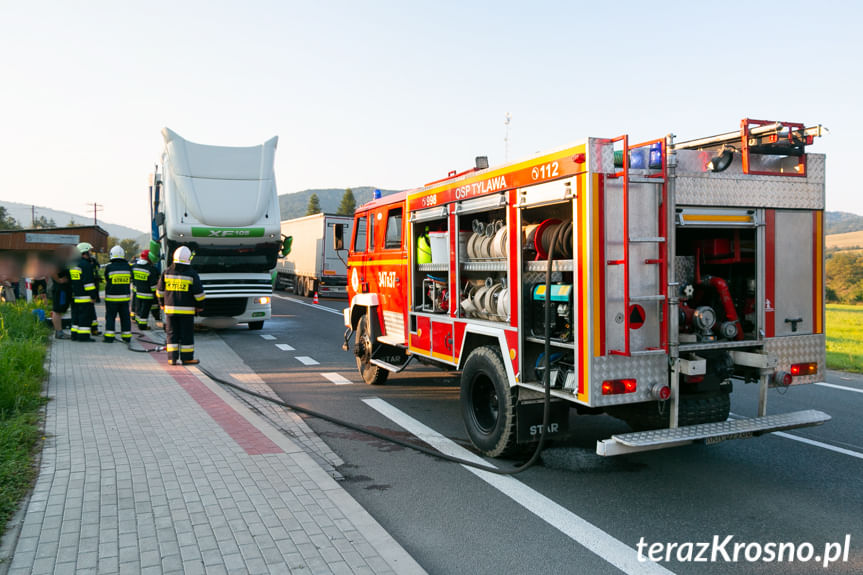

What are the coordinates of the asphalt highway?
(217, 294, 863, 575)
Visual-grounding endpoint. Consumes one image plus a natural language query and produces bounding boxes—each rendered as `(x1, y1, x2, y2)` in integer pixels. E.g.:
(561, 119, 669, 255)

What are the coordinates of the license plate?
(704, 431, 754, 445)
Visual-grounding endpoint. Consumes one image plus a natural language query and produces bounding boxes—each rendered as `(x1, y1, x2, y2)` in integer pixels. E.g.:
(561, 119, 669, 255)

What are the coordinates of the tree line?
(305, 188, 356, 216)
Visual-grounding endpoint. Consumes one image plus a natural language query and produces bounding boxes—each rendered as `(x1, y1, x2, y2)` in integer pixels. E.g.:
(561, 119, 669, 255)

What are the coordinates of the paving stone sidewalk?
(2, 332, 425, 575)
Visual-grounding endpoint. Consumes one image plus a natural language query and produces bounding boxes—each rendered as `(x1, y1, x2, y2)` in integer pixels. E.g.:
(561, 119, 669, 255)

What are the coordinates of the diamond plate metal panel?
(675, 256, 696, 288)
(611, 409, 829, 446)
(589, 354, 668, 407)
(674, 151, 825, 209)
(763, 334, 826, 385)
(590, 138, 615, 173)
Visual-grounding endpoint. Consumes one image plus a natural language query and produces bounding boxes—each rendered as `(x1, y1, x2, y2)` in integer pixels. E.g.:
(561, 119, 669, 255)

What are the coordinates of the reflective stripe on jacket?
(156, 264, 205, 315)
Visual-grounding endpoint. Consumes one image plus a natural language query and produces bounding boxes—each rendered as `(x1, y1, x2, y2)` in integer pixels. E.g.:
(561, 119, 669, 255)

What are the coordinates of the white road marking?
(362, 397, 675, 575)
(259, 334, 276, 340)
(272, 294, 343, 316)
(296, 356, 319, 366)
(815, 382, 863, 394)
(731, 412, 863, 460)
(275, 343, 295, 351)
(321, 372, 352, 385)
(772, 432, 863, 461)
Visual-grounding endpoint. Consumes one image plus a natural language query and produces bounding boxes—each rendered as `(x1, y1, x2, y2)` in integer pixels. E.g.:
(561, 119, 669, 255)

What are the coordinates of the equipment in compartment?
(465, 218, 506, 260)
(675, 226, 756, 343)
(534, 352, 576, 390)
(529, 283, 573, 341)
(461, 277, 509, 321)
(523, 218, 573, 260)
(422, 275, 448, 313)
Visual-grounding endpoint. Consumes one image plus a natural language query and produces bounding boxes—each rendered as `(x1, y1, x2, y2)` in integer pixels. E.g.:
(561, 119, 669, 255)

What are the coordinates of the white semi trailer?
(149, 128, 284, 330)
(274, 213, 351, 298)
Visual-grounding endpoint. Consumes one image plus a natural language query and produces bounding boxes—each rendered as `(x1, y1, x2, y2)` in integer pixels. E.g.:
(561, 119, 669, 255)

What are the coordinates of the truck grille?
(200, 298, 247, 317)
(202, 279, 272, 296)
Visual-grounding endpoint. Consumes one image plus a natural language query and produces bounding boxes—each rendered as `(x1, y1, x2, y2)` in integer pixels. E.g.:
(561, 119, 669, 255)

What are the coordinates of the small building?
(0, 226, 110, 289)
(0, 225, 109, 255)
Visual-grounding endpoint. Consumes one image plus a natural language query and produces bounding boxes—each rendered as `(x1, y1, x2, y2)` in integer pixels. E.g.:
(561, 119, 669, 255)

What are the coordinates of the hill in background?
(826, 211, 863, 235)
(279, 187, 400, 220)
(0, 200, 146, 240)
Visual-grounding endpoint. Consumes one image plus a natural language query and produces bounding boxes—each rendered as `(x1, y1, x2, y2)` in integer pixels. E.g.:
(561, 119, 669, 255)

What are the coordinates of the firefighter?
(69, 242, 97, 342)
(103, 245, 133, 343)
(132, 250, 160, 330)
(156, 246, 205, 365)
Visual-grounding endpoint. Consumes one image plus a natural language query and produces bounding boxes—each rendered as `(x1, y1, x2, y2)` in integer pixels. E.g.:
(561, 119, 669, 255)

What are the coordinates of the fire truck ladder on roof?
(607, 136, 668, 357)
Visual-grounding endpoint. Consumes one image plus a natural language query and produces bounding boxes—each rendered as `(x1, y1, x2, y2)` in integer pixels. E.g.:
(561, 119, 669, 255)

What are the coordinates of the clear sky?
(1, 0, 860, 231)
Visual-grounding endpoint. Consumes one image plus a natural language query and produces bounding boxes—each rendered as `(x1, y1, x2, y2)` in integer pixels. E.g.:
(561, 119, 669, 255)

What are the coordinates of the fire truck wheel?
(248, 321, 264, 330)
(355, 314, 389, 385)
(460, 346, 518, 457)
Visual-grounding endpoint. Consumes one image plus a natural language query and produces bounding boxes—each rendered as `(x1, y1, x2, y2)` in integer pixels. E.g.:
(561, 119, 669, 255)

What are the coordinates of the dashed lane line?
(272, 294, 343, 316)
(321, 372, 353, 385)
(814, 382, 863, 394)
(260, 334, 276, 340)
(772, 432, 863, 461)
(275, 343, 295, 351)
(296, 356, 320, 366)
(730, 412, 863, 460)
(362, 397, 675, 575)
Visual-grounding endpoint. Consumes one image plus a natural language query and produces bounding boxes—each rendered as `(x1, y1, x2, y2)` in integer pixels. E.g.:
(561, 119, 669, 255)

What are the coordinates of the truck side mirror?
(281, 236, 293, 257)
(333, 224, 345, 251)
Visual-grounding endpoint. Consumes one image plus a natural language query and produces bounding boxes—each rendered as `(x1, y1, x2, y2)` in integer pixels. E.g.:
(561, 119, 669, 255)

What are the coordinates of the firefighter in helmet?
(156, 246, 205, 365)
(103, 245, 132, 343)
(131, 249, 160, 330)
(69, 242, 97, 342)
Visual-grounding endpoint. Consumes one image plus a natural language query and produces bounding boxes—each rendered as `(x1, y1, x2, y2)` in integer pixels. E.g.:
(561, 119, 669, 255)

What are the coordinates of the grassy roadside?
(826, 304, 863, 373)
(0, 302, 50, 538)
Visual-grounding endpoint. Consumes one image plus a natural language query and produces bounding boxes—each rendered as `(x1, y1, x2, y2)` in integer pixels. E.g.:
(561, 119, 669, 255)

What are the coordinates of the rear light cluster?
(602, 379, 637, 395)
(790, 362, 817, 376)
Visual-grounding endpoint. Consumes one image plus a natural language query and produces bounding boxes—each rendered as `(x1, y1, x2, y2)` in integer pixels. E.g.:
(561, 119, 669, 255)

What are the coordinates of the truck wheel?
(248, 321, 264, 330)
(292, 276, 300, 295)
(460, 346, 518, 457)
(355, 314, 389, 385)
(303, 278, 311, 298)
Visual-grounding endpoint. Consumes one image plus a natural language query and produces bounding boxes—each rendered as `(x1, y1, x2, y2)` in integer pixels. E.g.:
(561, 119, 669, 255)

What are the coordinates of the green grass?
(0, 301, 50, 536)
(826, 304, 863, 373)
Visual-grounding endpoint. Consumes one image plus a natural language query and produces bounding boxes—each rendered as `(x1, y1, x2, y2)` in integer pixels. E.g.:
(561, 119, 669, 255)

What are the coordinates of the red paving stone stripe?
(154, 354, 283, 455)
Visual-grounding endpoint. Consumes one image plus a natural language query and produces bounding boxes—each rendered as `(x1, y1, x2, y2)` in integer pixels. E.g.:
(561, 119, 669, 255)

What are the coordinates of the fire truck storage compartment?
(456, 201, 509, 323)
(519, 199, 576, 385)
(412, 210, 449, 314)
(674, 209, 758, 344)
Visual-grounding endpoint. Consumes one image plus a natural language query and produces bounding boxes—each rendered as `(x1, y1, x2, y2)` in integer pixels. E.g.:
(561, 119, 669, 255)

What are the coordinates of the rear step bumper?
(596, 409, 830, 456)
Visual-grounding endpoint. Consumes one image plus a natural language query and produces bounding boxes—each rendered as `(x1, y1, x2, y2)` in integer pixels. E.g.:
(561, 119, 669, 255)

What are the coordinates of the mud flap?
(516, 400, 570, 444)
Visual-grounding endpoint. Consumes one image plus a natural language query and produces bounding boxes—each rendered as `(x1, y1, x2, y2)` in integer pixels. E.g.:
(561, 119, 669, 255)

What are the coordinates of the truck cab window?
(384, 208, 403, 249)
(353, 216, 367, 253)
(369, 214, 376, 251)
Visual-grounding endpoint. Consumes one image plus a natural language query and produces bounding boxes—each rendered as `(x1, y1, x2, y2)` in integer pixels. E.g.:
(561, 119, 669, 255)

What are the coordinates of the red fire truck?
(340, 119, 830, 457)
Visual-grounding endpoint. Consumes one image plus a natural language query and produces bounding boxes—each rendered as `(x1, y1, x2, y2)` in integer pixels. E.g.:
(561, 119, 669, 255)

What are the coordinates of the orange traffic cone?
(313, 292, 319, 304)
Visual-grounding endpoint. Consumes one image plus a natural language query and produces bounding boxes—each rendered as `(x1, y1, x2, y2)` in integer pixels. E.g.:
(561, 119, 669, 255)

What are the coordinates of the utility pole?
(31, 205, 35, 227)
(504, 112, 512, 163)
(86, 203, 104, 226)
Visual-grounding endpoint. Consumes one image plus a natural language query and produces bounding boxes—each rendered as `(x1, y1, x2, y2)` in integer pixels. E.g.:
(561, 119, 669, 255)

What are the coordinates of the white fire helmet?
(173, 246, 193, 265)
(109, 245, 125, 260)
(76, 242, 93, 254)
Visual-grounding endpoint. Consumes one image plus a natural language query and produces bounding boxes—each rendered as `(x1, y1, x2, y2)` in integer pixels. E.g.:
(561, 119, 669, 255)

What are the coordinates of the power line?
(85, 203, 104, 226)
